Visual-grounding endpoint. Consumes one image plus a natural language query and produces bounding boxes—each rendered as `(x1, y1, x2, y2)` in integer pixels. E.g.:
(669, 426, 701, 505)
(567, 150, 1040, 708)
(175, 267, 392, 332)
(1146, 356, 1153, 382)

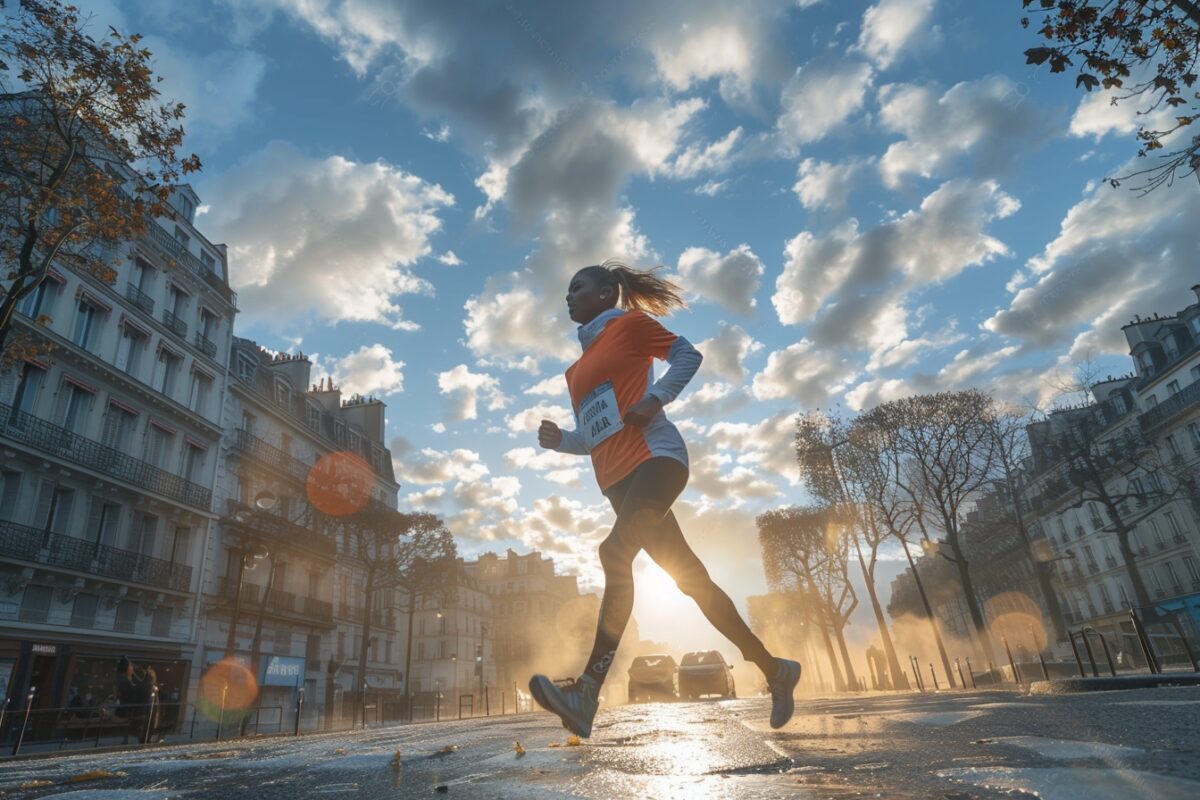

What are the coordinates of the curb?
(1028, 672, 1200, 694)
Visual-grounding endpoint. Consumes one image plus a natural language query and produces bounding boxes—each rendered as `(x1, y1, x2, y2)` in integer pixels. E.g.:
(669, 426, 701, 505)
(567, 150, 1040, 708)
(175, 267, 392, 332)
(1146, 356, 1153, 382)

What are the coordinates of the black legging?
(582, 457, 776, 685)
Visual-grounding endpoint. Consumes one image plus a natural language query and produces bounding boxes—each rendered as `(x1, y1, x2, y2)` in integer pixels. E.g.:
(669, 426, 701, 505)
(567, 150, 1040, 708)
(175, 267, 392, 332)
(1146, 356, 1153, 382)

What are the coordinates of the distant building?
(1, 182, 235, 721)
(197, 343, 403, 726)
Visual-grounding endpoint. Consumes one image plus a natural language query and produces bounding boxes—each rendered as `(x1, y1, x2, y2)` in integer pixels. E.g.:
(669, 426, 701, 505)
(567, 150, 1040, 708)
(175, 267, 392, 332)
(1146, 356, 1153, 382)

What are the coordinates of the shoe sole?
(770, 660, 802, 729)
(529, 675, 592, 738)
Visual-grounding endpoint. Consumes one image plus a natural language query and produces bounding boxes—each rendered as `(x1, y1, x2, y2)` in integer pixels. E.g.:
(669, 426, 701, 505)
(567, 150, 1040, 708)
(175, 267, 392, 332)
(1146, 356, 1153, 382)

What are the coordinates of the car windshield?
(633, 656, 670, 668)
(681, 652, 721, 666)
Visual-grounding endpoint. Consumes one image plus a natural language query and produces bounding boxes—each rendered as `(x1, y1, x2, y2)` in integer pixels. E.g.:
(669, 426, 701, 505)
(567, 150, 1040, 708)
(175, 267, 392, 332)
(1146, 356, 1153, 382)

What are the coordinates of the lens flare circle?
(306, 451, 373, 516)
(198, 657, 258, 721)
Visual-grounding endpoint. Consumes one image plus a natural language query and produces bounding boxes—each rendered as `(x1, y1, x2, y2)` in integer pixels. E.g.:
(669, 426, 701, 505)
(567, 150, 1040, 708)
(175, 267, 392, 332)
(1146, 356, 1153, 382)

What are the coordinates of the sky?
(59, 0, 1200, 655)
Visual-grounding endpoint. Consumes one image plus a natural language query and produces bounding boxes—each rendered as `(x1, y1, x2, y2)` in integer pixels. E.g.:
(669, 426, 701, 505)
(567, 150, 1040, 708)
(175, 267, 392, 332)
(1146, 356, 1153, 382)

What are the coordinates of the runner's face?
(566, 271, 614, 324)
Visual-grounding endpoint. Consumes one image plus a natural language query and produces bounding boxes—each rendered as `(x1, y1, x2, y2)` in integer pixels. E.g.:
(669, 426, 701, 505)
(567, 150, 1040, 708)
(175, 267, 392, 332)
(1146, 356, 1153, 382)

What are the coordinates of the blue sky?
(73, 0, 1200, 652)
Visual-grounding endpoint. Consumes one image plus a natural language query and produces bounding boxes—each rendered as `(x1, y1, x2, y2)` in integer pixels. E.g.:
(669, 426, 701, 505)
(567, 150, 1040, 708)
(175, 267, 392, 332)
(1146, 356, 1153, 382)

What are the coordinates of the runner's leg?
(581, 458, 688, 687)
(641, 509, 777, 679)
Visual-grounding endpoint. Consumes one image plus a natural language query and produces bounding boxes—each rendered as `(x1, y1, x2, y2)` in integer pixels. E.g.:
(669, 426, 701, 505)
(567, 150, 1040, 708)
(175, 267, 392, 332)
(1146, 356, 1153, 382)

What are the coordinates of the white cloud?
(696, 322, 764, 384)
(436, 250, 462, 266)
(665, 128, 743, 178)
(694, 179, 729, 196)
(676, 244, 764, 316)
(856, 0, 937, 70)
(202, 141, 453, 330)
(524, 375, 568, 398)
(750, 340, 858, 407)
(389, 436, 489, 485)
(323, 344, 406, 397)
(505, 403, 575, 437)
(436, 365, 510, 422)
(878, 75, 1052, 188)
(504, 446, 580, 472)
(776, 58, 874, 152)
(793, 157, 871, 211)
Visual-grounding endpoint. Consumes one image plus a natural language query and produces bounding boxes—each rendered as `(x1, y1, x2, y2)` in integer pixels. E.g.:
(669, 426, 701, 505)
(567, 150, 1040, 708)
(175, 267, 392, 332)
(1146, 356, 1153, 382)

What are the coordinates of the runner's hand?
(538, 419, 563, 449)
(623, 396, 663, 428)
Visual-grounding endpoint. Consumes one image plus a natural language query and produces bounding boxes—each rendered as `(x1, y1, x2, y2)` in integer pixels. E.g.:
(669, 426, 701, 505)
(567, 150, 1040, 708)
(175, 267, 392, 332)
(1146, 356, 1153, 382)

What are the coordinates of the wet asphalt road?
(3, 686, 1200, 799)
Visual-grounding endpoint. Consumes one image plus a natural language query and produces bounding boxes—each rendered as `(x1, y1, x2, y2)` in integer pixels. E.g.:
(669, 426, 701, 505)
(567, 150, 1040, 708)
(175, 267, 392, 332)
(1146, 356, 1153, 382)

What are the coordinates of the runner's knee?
(598, 533, 635, 579)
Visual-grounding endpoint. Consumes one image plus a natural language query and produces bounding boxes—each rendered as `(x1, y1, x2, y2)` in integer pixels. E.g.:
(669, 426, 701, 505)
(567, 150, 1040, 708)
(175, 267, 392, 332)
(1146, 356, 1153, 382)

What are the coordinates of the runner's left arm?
(627, 312, 703, 405)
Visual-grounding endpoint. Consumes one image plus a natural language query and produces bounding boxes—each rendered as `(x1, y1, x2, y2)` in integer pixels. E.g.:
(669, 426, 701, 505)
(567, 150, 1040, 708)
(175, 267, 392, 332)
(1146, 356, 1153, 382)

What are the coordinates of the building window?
(115, 325, 148, 378)
(151, 606, 173, 637)
(100, 402, 137, 451)
(71, 593, 99, 628)
(19, 277, 58, 320)
(144, 423, 172, 468)
(71, 298, 103, 350)
(37, 483, 75, 536)
(1165, 562, 1182, 592)
(113, 599, 138, 633)
(19, 585, 52, 624)
(236, 355, 255, 383)
(1188, 422, 1200, 452)
(10, 361, 45, 417)
(169, 525, 190, 563)
(198, 307, 216, 340)
(1165, 434, 1180, 457)
(58, 381, 94, 433)
(306, 403, 321, 430)
(181, 443, 206, 483)
(157, 349, 180, 396)
(173, 225, 190, 249)
(188, 371, 212, 416)
(1184, 556, 1200, 583)
(274, 380, 290, 408)
(1164, 510, 1183, 541)
(87, 499, 121, 550)
(1112, 394, 1127, 415)
(1167, 380, 1181, 396)
(201, 250, 215, 270)
(0, 470, 21, 521)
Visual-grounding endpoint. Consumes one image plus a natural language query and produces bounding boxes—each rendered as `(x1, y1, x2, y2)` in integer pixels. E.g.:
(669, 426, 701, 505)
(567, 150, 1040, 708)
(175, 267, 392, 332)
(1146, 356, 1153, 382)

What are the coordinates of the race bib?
(579, 380, 623, 450)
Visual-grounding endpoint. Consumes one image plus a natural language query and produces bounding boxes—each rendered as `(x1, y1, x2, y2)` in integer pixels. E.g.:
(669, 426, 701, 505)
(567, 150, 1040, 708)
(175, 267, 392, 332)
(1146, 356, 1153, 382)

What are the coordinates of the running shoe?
(768, 658, 802, 729)
(529, 673, 599, 738)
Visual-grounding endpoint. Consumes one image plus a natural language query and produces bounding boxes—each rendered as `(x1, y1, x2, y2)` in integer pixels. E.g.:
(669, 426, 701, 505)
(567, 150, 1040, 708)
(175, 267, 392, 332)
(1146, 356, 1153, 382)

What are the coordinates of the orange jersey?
(564, 311, 692, 490)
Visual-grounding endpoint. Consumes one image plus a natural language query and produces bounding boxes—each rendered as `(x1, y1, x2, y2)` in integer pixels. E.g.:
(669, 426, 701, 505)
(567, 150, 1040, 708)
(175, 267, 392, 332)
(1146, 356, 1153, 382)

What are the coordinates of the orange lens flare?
(198, 658, 258, 721)
(306, 451, 373, 516)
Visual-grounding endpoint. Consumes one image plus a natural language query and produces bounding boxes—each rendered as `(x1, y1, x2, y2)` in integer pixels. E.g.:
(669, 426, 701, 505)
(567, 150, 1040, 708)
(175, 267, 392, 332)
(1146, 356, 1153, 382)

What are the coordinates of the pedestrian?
(115, 656, 140, 744)
(528, 259, 802, 738)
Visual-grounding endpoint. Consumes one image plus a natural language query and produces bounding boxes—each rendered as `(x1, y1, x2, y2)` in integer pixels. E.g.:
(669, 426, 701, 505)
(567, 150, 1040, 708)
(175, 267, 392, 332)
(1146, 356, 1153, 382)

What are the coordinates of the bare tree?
(985, 403, 1070, 642)
(757, 506, 859, 691)
(860, 391, 999, 662)
(796, 411, 909, 690)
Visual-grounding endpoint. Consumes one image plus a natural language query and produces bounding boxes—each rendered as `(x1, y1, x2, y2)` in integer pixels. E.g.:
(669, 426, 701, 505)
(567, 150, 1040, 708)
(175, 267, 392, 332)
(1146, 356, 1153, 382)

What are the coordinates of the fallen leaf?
(20, 780, 55, 789)
(435, 744, 458, 755)
(514, 741, 525, 757)
(333, 747, 348, 755)
(391, 748, 403, 768)
(566, 735, 582, 747)
(548, 742, 561, 748)
(68, 769, 126, 783)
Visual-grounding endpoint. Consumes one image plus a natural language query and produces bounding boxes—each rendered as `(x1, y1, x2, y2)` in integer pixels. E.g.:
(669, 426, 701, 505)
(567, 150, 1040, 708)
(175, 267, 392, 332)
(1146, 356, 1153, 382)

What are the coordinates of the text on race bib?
(579, 380, 623, 450)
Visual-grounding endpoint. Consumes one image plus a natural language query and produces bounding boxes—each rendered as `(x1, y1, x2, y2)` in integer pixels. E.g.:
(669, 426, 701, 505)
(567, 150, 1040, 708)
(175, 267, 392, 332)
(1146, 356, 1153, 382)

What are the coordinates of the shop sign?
(262, 655, 305, 687)
(31, 643, 57, 655)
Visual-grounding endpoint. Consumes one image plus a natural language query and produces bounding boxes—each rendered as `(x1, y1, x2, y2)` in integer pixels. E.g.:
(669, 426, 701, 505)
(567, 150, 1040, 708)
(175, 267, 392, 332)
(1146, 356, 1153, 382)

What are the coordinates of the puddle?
(886, 711, 986, 727)
(1113, 700, 1200, 707)
(939, 767, 1200, 800)
(988, 736, 1143, 761)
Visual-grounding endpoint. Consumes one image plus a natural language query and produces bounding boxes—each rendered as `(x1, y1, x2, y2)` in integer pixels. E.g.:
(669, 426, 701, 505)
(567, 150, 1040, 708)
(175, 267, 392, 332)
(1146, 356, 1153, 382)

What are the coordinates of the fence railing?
(124, 283, 154, 314)
(0, 401, 212, 511)
(0, 520, 192, 592)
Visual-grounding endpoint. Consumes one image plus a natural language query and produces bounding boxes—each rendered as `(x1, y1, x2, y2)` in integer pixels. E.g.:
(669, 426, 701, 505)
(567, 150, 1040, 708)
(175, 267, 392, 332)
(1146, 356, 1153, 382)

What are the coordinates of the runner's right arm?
(554, 411, 590, 455)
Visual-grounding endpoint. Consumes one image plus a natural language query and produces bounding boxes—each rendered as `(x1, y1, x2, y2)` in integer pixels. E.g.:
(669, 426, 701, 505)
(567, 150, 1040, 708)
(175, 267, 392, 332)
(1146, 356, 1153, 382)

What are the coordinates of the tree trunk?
(830, 613, 859, 690)
(355, 567, 375, 724)
(943, 518, 996, 663)
(1108, 505, 1152, 608)
(853, 538, 908, 689)
(1006, 466, 1069, 642)
(811, 600, 846, 692)
(900, 538, 957, 688)
(402, 594, 416, 721)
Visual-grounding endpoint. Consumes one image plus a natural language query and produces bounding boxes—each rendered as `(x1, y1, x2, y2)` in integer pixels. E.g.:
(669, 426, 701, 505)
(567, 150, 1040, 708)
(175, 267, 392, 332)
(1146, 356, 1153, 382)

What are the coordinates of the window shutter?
(34, 480, 55, 529)
(52, 490, 74, 534)
(86, 497, 105, 543)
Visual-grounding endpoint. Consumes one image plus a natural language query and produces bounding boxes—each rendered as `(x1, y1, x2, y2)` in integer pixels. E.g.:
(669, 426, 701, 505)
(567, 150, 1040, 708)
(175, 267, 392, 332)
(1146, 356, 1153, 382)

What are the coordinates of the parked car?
(678, 650, 735, 699)
(626, 654, 678, 703)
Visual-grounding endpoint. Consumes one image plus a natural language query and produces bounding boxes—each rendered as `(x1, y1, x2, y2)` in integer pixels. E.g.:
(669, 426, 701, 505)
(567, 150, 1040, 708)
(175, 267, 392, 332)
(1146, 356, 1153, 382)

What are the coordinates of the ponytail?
(589, 258, 686, 316)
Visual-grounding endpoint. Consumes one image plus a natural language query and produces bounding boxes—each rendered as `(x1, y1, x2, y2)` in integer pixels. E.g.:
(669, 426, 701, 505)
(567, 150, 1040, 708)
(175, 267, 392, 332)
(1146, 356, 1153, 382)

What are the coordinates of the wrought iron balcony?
(222, 499, 336, 559)
(194, 331, 217, 358)
(230, 428, 311, 483)
(215, 577, 333, 623)
(0, 519, 192, 591)
(124, 283, 154, 314)
(162, 308, 187, 338)
(1139, 379, 1200, 434)
(141, 219, 238, 306)
(0, 401, 212, 511)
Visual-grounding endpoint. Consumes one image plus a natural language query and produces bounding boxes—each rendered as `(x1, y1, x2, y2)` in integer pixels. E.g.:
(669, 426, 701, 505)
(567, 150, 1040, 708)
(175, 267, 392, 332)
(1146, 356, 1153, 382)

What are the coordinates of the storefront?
(0, 637, 190, 743)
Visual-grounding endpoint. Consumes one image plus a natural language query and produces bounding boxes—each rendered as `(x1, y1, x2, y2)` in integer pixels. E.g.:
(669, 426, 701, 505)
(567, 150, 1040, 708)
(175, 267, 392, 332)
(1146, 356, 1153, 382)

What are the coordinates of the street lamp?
(223, 541, 269, 658)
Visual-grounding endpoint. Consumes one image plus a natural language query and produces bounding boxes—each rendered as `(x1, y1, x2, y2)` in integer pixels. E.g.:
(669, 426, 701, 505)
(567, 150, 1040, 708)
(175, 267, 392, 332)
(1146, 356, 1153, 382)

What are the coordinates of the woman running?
(529, 259, 802, 738)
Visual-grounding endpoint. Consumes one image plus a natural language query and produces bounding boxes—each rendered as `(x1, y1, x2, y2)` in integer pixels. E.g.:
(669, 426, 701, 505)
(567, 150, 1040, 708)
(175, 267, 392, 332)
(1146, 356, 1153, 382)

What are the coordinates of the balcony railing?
(230, 428, 310, 484)
(0, 401, 211, 511)
(162, 308, 187, 338)
(0, 520, 192, 591)
(1139, 379, 1200, 433)
(124, 283, 154, 314)
(216, 577, 333, 623)
(223, 500, 336, 559)
(141, 220, 237, 306)
(194, 332, 217, 358)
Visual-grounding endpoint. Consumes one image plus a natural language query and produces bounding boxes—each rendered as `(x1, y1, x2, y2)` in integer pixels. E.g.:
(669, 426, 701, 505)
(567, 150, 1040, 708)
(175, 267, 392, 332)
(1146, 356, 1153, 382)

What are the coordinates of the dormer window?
(1138, 351, 1154, 373)
(236, 354, 255, 383)
(306, 402, 321, 430)
(274, 379, 291, 408)
(1112, 395, 1127, 416)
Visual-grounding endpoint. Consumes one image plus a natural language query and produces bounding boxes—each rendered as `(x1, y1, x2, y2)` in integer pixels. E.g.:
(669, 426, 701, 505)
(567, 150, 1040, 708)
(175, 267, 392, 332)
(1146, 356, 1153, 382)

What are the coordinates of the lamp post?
(223, 524, 269, 659)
